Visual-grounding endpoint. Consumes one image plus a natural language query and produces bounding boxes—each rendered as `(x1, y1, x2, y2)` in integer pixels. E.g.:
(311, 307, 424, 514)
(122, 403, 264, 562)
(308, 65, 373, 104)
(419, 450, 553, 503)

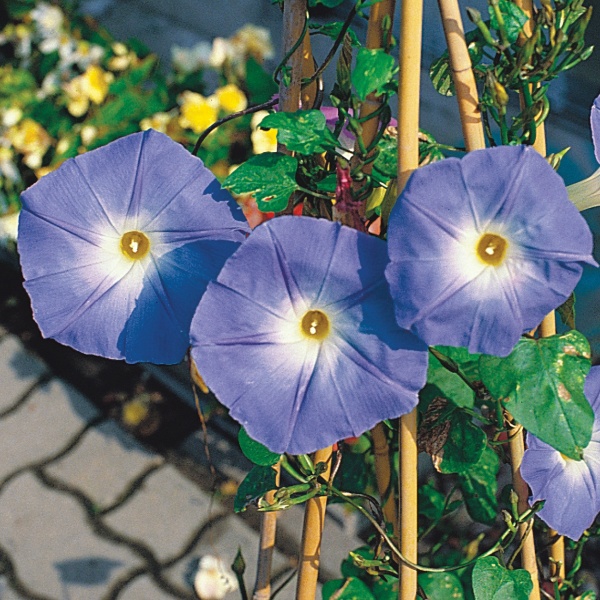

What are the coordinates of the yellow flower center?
(120, 230, 150, 260)
(476, 233, 508, 267)
(300, 310, 330, 341)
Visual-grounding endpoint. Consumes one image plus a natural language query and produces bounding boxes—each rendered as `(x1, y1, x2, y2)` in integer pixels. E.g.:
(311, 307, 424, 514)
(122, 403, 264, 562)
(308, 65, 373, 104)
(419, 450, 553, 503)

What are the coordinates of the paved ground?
(0, 320, 367, 599)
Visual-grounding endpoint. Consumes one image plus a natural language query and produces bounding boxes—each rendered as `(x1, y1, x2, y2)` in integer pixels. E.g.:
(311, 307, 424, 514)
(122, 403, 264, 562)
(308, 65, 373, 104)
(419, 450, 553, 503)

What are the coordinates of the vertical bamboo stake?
(253, 3, 310, 594)
(541, 312, 565, 583)
(280, 0, 306, 114)
(372, 423, 397, 531)
(301, 34, 317, 109)
(508, 422, 541, 599)
(253, 464, 281, 600)
(397, 0, 423, 189)
(352, 0, 400, 536)
(397, 0, 424, 596)
(515, 0, 563, 581)
(438, 1, 541, 596)
(437, 0, 486, 152)
(356, 0, 396, 167)
(295, 446, 333, 600)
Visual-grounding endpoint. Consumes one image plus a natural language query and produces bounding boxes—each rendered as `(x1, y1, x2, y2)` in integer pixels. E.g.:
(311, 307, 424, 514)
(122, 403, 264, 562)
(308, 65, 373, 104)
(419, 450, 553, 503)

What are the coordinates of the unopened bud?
(493, 81, 509, 106)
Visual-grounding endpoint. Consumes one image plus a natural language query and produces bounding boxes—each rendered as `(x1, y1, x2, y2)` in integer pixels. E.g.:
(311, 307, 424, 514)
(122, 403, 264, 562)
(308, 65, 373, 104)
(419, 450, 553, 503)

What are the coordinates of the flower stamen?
(476, 233, 508, 267)
(120, 230, 150, 260)
(300, 310, 330, 341)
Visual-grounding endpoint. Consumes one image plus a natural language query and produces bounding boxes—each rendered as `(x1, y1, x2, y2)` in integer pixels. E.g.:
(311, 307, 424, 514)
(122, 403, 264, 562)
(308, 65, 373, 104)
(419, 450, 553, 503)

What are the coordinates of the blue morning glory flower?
(385, 145, 596, 357)
(190, 216, 428, 455)
(591, 94, 600, 163)
(521, 365, 600, 540)
(18, 129, 249, 364)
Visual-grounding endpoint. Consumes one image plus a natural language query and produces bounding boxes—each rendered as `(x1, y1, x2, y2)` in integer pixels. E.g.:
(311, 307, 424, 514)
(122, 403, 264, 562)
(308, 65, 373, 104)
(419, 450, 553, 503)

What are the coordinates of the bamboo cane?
(508, 420, 541, 599)
(397, 0, 424, 596)
(253, 464, 281, 600)
(279, 0, 306, 114)
(372, 423, 398, 532)
(515, 0, 563, 580)
(438, 0, 541, 596)
(254, 3, 310, 595)
(356, 0, 396, 165)
(437, 0, 486, 152)
(301, 33, 317, 109)
(295, 446, 333, 600)
(352, 0, 399, 536)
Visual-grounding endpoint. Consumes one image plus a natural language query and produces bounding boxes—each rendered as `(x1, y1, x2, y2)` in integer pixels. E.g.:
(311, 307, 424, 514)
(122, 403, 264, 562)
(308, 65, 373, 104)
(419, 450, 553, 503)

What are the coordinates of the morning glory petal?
(191, 216, 428, 455)
(521, 366, 600, 540)
(386, 145, 596, 357)
(18, 130, 250, 363)
(522, 435, 599, 540)
(592, 94, 600, 164)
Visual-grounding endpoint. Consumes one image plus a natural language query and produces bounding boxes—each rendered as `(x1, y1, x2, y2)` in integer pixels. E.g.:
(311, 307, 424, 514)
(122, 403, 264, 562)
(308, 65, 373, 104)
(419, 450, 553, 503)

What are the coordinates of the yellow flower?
(140, 112, 172, 133)
(35, 164, 59, 179)
(231, 24, 274, 62)
(80, 125, 98, 146)
(251, 110, 277, 154)
(178, 91, 218, 134)
(215, 84, 247, 114)
(107, 42, 138, 71)
(85, 65, 112, 104)
(63, 65, 113, 117)
(7, 118, 52, 170)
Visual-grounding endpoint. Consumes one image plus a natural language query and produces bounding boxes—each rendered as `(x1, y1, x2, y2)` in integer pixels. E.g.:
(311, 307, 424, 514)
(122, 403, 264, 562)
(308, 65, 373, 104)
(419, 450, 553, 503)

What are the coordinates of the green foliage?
(333, 438, 376, 496)
(419, 481, 460, 520)
(0, 68, 38, 109)
(87, 57, 168, 148)
(488, 0, 528, 45)
(309, 22, 361, 48)
(322, 577, 375, 600)
(431, 0, 593, 144)
(238, 427, 280, 467)
(372, 135, 398, 181)
(234, 465, 277, 513)
(429, 30, 485, 97)
(435, 346, 482, 384)
(223, 153, 299, 212)
(309, 0, 346, 7)
(558, 293, 576, 330)
(471, 557, 532, 600)
(245, 57, 278, 104)
(439, 412, 486, 474)
(260, 110, 339, 154)
(425, 350, 476, 409)
(479, 331, 593, 459)
(457, 445, 499, 525)
(352, 48, 396, 101)
(418, 572, 465, 599)
(370, 577, 398, 600)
